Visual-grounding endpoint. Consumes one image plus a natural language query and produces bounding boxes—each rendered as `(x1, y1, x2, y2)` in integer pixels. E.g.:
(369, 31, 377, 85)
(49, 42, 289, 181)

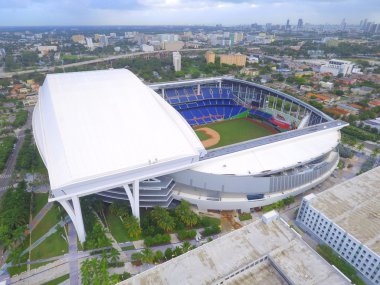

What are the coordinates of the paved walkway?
(29, 202, 53, 231)
(68, 222, 79, 285)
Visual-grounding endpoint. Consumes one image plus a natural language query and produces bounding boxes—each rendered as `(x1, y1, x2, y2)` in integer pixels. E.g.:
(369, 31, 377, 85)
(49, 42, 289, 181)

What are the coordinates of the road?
(0, 107, 33, 198)
(0, 48, 223, 78)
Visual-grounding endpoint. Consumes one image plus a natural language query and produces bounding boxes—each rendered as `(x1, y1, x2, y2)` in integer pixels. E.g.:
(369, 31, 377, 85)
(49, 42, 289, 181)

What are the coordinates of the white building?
(173, 52, 181, 72)
(141, 44, 154, 52)
(85, 37, 94, 50)
(99, 35, 108, 47)
(319, 81, 334, 90)
(119, 211, 350, 285)
(296, 167, 380, 285)
(320, 59, 355, 76)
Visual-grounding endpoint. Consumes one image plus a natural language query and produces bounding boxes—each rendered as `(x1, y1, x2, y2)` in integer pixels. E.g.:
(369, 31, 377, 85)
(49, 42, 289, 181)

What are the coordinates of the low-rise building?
(162, 41, 184, 51)
(351, 86, 375, 96)
(297, 167, 380, 285)
(319, 81, 334, 90)
(205, 51, 215, 64)
(240, 67, 259, 77)
(141, 44, 154, 52)
(120, 211, 350, 285)
(220, 53, 247, 67)
(320, 59, 355, 76)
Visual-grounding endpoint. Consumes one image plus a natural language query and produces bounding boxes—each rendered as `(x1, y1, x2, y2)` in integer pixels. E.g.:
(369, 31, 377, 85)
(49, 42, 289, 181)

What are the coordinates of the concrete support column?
(59, 197, 86, 243)
(123, 181, 140, 220)
(133, 180, 140, 220)
(197, 84, 200, 95)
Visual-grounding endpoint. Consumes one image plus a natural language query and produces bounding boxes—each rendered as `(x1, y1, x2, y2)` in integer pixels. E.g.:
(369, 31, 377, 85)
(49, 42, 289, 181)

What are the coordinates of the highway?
(0, 107, 33, 198)
(0, 48, 222, 78)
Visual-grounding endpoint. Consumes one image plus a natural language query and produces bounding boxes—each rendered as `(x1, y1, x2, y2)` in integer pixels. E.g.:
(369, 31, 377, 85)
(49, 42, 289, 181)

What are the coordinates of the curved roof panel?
(191, 129, 340, 176)
(33, 69, 205, 194)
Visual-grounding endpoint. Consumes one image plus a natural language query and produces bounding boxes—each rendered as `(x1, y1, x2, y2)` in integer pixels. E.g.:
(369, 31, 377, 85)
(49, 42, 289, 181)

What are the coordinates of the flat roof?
(119, 218, 349, 285)
(33, 69, 205, 197)
(311, 166, 380, 255)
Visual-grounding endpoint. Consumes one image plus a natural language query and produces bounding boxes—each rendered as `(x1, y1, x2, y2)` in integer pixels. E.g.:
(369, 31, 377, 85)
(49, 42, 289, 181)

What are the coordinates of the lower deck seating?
(179, 105, 246, 126)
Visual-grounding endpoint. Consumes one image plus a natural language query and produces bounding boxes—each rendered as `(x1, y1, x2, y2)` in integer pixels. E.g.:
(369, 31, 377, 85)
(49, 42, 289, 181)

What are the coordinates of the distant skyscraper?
(341, 18, 346, 30)
(173, 52, 181, 72)
(99, 35, 109, 47)
(297, 19, 303, 30)
(286, 19, 290, 30)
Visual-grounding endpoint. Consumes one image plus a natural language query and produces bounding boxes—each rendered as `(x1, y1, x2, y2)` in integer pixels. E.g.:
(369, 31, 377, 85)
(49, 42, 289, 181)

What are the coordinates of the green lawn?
(33, 193, 48, 218)
(106, 213, 129, 243)
(195, 119, 275, 149)
(31, 205, 60, 243)
(42, 274, 70, 285)
(30, 232, 68, 261)
(30, 260, 51, 270)
(195, 130, 209, 141)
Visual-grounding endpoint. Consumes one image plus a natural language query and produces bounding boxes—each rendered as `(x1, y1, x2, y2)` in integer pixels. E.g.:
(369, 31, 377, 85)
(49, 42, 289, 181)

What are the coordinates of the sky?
(0, 0, 378, 26)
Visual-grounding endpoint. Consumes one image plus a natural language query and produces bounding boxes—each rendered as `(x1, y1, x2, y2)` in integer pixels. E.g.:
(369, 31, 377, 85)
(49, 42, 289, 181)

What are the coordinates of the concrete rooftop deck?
(119, 217, 349, 285)
(311, 166, 380, 255)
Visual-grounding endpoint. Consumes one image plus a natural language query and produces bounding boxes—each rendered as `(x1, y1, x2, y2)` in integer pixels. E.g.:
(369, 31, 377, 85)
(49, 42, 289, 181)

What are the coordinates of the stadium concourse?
(33, 68, 347, 241)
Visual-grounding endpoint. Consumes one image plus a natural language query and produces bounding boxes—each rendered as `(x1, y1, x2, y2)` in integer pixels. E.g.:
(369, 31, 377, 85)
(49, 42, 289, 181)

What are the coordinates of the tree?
(140, 248, 155, 264)
(150, 206, 176, 233)
(154, 250, 164, 263)
(181, 241, 193, 253)
(122, 215, 142, 239)
(109, 248, 120, 263)
(175, 200, 198, 228)
(164, 248, 173, 260)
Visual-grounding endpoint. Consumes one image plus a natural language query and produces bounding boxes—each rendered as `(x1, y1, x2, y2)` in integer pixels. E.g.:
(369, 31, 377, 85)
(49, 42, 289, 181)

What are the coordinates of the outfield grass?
(31, 231, 68, 261)
(33, 193, 48, 218)
(106, 213, 129, 243)
(195, 130, 209, 141)
(31, 205, 60, 243)
(196, 119, 275, 149)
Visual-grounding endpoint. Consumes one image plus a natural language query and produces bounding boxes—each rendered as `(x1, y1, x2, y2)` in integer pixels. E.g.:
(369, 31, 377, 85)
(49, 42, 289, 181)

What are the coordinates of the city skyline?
(0, 0, 379, 26)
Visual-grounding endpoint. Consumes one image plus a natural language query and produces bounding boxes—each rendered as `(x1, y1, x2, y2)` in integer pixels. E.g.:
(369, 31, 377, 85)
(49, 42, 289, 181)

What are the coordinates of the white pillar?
(59, 197, 86, 243)
(123, 181, 140, 220)
(218, 81, 222, 88)
(133, 180, 140, 219)
(72, 196, 86, 242)
(197, 84, 200, 95)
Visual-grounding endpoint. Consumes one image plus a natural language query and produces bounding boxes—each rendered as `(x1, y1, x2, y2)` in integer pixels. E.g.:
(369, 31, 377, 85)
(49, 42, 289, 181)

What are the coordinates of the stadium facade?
(33, 69, 347, 241)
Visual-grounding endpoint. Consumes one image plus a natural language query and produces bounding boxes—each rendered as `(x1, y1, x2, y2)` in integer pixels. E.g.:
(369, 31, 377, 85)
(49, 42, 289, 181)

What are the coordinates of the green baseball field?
(194, 118, 278, 149)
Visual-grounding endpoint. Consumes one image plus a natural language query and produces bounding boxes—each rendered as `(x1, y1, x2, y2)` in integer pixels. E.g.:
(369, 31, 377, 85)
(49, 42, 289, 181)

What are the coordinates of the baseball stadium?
(33, 69, 347, 241)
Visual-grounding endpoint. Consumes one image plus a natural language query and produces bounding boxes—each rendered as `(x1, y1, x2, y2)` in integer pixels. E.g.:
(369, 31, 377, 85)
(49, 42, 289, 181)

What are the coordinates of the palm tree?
(140, 248, 155, 264)
(175, 201, 198, 228)
(11, 226, 26, 246)
(109, 248, 120, 263)
(181, 241, 192, 253)
(123, 216, 142, 239)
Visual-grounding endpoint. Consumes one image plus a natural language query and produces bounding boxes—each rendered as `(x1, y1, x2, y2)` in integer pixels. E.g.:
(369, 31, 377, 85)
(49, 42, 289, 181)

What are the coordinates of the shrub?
(317, 245, 366, 285)
(198, 216, 220, 228)
(238, 213, 252, 221)
(164, 248, 173, 260)
(177, 229, 196, 241)
(144, 233, 171, 247)
(108, 261, 124, 267)
(201, 225, 221, 237)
